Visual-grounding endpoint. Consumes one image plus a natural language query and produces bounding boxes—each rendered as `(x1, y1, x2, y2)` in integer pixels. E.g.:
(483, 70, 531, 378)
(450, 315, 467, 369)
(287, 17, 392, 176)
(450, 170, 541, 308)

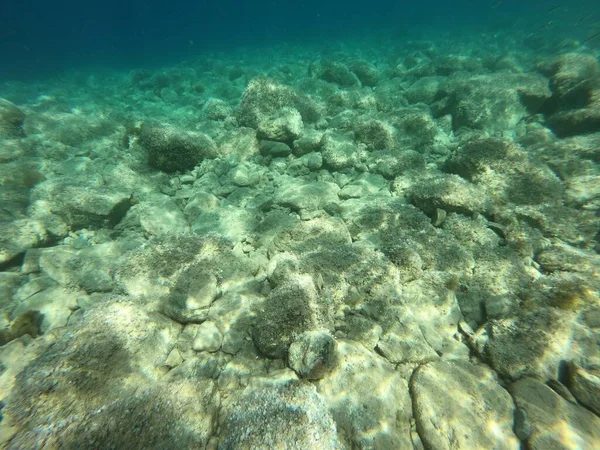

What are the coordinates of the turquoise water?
(0, 1, 600, 449)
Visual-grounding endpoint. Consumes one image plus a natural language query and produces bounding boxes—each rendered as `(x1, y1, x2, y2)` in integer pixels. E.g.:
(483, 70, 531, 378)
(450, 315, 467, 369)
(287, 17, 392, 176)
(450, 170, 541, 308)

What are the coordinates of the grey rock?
(408, 173, 489, 217)
(293, 130, 323, 156)
(274, 179, 340, 213)
(3, 301, 219, 450)
(259, 139, 293, 157)
(0, 219, 48, 265)
(0, 98, 25, 138)
(31, 180, 132, 230)
(252, 275, 323, 359)
(376, 322, 439, 364)
(411, 360, 519, 450)
(288, 331, 337, 380)
(317, 341, 413, 449)
(567, 362, 600, 416)
(257, 107, 303, 142)
(238, 77, 322, 128)
(349, 60, 380, 87)
(220, 371, 342, 449)
(139, 122, 217, 173)
(193, 321, 223, 352)
(309, 59, 360, 87)
(510, 377, 600, 449)
(201, 97, 233, 120)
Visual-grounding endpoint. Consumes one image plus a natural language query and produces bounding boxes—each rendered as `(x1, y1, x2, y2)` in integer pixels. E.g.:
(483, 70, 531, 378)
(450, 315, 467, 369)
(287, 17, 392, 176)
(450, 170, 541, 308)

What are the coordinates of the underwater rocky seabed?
(0, 28, 599, 450)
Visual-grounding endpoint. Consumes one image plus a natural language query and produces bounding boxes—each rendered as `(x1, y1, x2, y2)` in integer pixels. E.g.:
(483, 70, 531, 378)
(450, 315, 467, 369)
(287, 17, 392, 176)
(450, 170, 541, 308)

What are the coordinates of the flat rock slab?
(317, 340, 413, 449)
(410, 360, 519, 450)
(509, 377, 600, 449)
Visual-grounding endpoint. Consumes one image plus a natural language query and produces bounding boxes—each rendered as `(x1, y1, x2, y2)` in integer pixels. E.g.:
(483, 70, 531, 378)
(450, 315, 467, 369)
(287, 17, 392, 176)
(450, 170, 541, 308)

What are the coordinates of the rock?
(353, 119, 397, 150)
(567, 363, 600, 416)
(535, 243, 600, 273)
(445, 137, 522, 180)
(509, 377, 600, 449)
(30, 180, 132, 230)
(252, 275, 324, 359)
(228, 164, 261, 187)
(139, 122, 217, 173)
(220, 370, 342, 449)
(486, 311, 566, 380)
(411, 360, 519, 450)
(11, 285, 79, 333)
(537, 53, 599, 106)
(201, 97, 233, 120)
(163, 265, 219, 324)
(259, 139, 293, 157)
(192, 321, 223, 352)
(349, 60, 380, 87)
(407, 76, 444, 104)
(14, 276, 57, 301)
(0, 219, 48, 265)
(121, 193, 190, 236)
(1, 301, 218, 450)
(257, 107, 303, 142)
(274, 179, 340, 213)
(309, 59, 360, 87)
(0, 98, 25, 138)
(548, 103, 600, 137)
(0, 272, 22, 304)
(376, 321, 439, 364)
(293, 130, 323, 156)
(238, 77, 322, 128)
(0, 311, 42, 346)
(114, 233, 228, 299)
(321, 132, 361, 171)
(288, 331, 337, 380)
(443, 73, 551, 134)
(408, 174, 489, 218)
(317, 341, 413, 449)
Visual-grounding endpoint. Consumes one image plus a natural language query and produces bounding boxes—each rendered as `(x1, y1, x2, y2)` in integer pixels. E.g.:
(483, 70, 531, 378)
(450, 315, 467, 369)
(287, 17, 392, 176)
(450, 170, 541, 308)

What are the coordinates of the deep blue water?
(1, 0, 599, 80)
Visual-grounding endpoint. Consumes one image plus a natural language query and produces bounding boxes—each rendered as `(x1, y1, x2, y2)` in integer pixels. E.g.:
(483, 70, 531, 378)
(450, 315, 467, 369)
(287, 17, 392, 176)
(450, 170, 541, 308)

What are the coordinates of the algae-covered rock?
(238, 77, 322, 129)
(1, 301, 215, 450)
(288, 330, 337, 380)
(0, 98, 25, 138)
(408, 173, 489, 217)
(257, 106, 304, 142)
(252, 275, 331, 359)
(220, 371, 342, 449)
(349, 60, 380, 87)
(139, 122, 218, 172)
(308, 59, 360, 87)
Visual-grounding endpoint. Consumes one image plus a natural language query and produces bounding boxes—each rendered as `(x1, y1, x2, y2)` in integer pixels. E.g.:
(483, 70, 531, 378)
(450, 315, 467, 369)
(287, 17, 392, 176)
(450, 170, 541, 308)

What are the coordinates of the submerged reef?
(0, 29, 600, 450)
